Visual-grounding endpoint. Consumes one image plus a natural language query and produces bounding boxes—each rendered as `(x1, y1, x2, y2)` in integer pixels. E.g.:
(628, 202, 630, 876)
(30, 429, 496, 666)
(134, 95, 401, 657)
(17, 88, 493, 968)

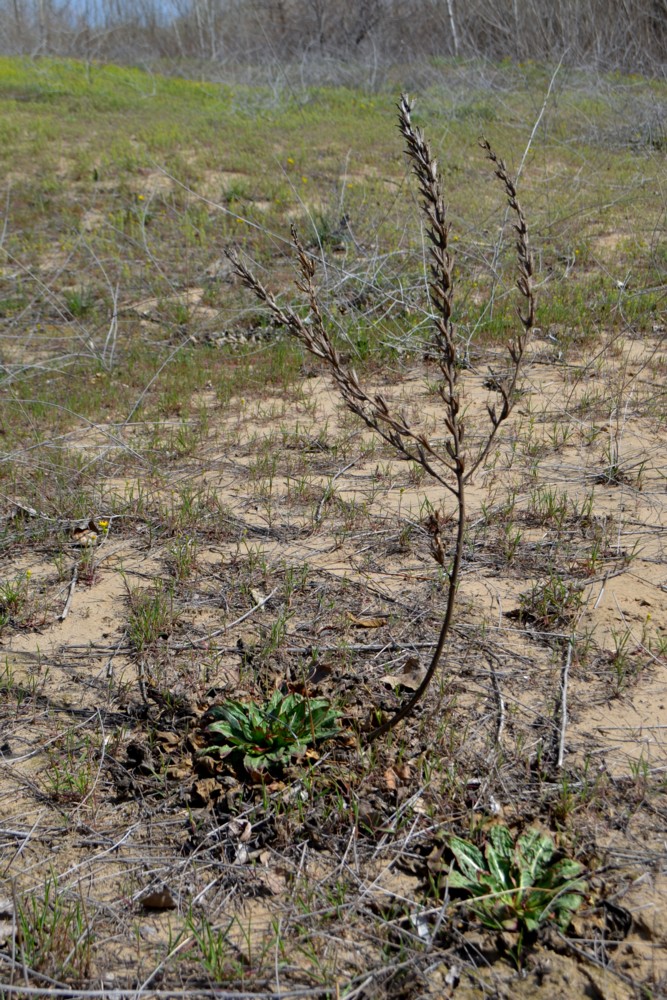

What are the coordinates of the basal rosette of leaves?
(447, 825, 586, 943)
(203, 690, 341, 770)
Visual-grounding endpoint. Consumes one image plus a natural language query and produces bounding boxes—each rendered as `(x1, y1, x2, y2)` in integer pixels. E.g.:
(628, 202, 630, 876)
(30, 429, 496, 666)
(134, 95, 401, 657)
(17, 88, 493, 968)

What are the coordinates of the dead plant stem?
(228, 94, 534, 742)
(557, 636, 574, 768)
(58, 561, 78, 621)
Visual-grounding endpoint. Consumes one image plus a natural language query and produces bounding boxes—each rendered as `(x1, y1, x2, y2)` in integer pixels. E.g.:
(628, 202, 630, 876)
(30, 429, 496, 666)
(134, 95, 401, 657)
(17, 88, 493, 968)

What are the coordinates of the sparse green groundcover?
(0, 56, 666, 999)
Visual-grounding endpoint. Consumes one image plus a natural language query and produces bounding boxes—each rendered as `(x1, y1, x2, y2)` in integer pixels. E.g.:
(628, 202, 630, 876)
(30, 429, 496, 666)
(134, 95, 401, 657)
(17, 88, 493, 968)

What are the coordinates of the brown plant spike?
(226, 94, 535, 742)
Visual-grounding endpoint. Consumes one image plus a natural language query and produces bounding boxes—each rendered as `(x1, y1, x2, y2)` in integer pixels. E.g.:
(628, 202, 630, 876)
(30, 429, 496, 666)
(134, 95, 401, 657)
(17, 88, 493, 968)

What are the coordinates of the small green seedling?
(447, 825, 586, 964)
(203, 690, 340, 770)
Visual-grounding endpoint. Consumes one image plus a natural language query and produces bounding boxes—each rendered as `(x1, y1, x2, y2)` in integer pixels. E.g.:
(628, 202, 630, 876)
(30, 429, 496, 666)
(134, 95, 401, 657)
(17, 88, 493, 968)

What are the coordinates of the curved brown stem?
(365, 468, 465, 742)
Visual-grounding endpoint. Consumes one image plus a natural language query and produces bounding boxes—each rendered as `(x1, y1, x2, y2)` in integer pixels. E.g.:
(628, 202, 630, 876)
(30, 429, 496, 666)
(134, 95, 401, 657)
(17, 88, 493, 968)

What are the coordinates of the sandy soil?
(1, 332, 666, 997)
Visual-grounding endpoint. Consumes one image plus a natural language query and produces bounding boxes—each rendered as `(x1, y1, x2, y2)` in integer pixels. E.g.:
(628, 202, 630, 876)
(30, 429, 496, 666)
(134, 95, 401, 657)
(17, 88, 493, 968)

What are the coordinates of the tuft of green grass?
(519, 573, 584, 630)
(16, 873, 94, 980)
(0, 571, 34, 634)
(127, 581, 179, 651)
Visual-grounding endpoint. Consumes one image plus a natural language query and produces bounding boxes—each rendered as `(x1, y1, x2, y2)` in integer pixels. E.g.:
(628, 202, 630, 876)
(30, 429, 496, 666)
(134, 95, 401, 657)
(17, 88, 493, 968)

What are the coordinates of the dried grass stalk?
(227, 94, 535, 742)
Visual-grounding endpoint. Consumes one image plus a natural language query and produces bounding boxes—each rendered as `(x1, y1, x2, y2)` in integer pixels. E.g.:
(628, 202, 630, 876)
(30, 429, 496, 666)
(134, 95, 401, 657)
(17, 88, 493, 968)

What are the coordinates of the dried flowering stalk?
(227, 94, 534, 741)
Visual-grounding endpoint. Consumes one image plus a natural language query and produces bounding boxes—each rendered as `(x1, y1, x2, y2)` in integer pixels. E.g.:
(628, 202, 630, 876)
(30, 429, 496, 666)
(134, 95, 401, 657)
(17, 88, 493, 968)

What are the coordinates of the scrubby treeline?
(0, 0, 665, 75)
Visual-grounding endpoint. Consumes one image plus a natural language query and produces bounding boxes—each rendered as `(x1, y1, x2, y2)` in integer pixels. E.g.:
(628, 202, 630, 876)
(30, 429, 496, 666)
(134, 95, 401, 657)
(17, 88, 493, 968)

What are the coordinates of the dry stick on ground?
(58, 562, 78, 621)
(558, 635, 575, 768)
(227, 94, 535, 742)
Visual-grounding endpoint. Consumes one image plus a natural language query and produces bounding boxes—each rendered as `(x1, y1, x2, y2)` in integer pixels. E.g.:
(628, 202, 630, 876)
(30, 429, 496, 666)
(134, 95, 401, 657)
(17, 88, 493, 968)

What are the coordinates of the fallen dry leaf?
(245, 763, 270, 784)
(156, 730, 180, 747)
(190, 777, 221, 806)
(381, 656, 426, 691)
(165, 764, 191, 781)
(346, 612, 387, 628)
(307, 661, 333, 685)
(140, 886, 176, 911)
(384, 763, 412, 792)
(265, 780, 286, 793)
(70, 518, 103, 547)
(234, 845, 249, 865)
(228, 818, 252, 842)
(0, 918, 15, 949)
(196, 754, 216, 777)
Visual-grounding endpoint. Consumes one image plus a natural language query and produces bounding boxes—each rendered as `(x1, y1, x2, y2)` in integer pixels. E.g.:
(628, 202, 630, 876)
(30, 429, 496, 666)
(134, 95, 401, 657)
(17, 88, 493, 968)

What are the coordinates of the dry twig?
(558, 636, 574, 768)
(58, 562, 78, 622)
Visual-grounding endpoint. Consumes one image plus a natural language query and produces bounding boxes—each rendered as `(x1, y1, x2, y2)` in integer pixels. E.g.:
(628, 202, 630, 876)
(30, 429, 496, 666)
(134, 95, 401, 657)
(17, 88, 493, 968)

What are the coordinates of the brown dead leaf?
(156, 731, 180, 747)
(384, 763, 412, 792)
(234, 845, 249, 865)
(190, 777, 221, 806)
(140, 887, 176, 911)
(307, 661, 333, 685)
(195, 754, 217, 777)
(71, 520, 99, 547)
(425, 841, 446, 872)
(381, 656, 426, 691)
(228, 818, 252, 842)
(290, 660, 333, 696)
(265, 780, 286, 793)
(0, 918, 15, 949)
(346, 612, 387, 628)
(384, 767, 398, 792)
(166, 764, 191, 781)
(187, 732, 207, 753)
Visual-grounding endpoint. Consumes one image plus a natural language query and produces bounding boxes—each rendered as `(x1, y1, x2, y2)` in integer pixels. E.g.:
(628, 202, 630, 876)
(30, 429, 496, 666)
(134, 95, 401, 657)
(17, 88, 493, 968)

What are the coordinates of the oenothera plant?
(447, 825, 586, 964)
(227, 95, 535, 741)
(203, 690, 340, 770)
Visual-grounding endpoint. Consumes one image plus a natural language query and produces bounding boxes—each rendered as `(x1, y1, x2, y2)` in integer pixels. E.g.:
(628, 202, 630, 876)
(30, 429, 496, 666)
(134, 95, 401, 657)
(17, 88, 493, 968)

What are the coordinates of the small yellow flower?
(301, 176, 308, 184)
(98, 520, 109, 530)
(137, 194, 145, 201)
(25, 570, 32, 579)
(287, 157, 295, 165)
